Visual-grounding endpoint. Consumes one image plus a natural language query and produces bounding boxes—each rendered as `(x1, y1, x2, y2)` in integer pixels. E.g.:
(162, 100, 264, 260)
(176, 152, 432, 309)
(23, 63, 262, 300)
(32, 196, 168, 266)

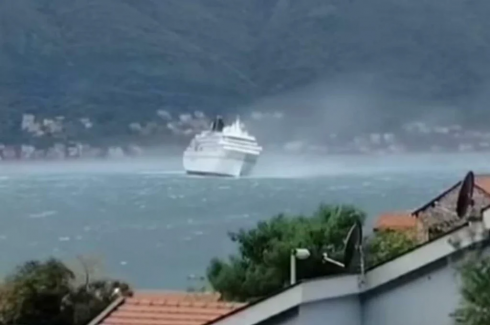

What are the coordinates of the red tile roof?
(374, 212, 417, 231)
(91, 291, 246, 325)
(475, 175, 490, 195)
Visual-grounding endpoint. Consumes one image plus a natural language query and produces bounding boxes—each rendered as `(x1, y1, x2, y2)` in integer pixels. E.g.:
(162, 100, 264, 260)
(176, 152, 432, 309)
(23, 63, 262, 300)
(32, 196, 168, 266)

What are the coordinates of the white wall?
(362, 260, 461, 325)
(215, 225, 490, 325)
(299, 296, 361, 325)
(257, 308, 299, 325)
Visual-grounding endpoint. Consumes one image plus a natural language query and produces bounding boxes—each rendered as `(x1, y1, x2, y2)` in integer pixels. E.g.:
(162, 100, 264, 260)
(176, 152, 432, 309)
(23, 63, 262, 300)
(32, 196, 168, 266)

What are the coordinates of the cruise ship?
(183, 116, 262, 177)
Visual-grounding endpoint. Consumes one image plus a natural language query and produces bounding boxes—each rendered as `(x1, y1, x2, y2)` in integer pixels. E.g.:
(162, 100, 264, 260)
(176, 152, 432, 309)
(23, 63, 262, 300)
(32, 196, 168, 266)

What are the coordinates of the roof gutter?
(87, 296, 126, 325)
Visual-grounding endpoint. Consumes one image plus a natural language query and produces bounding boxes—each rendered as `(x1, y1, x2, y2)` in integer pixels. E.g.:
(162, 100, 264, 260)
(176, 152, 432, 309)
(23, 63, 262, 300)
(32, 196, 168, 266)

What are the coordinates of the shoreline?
(0, 150, 489, 164)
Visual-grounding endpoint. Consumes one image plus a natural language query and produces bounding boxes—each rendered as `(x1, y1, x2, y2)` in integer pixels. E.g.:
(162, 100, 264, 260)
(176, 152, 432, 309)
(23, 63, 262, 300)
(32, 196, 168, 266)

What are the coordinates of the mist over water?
(0, 157, 181, 176)
(237, 73, 490, 157)
(241, 76, 439, 143)
(0, 152, 488, 178)
(254, 152, 490, 178)
(244, 75, 408, 137)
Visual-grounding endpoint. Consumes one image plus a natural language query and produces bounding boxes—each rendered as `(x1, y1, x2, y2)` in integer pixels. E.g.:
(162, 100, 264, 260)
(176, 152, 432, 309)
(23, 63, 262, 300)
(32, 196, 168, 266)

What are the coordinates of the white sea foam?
(29, 210, 57, 218)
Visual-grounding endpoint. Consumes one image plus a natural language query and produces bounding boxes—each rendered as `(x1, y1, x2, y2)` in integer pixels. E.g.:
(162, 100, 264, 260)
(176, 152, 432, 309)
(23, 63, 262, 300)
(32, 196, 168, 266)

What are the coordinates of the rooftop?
(475, 174, 490, 195)
(89, 291, 245, 325)
(373, 211, 417, 232)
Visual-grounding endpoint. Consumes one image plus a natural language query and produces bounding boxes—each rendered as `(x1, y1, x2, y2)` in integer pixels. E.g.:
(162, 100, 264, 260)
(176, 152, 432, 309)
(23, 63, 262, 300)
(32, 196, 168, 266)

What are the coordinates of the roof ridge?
(412, 173, 490, 218)
(377, 211, 412, 215)
(89, 290, 244, 325)
(412, 179, 462, 216)
(134, 289, 218, 294)
(87, 296, 125, 325)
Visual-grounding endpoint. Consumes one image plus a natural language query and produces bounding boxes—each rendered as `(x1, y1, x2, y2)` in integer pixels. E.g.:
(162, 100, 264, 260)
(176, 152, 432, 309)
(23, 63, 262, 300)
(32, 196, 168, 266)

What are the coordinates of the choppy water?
(0, 153, 489, 289)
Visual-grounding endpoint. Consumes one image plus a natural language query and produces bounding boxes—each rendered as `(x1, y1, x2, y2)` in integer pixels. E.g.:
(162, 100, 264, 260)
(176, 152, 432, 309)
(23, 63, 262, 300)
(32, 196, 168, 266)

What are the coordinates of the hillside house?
(413, 174, 490, 240)
(206, 207, 490, 325)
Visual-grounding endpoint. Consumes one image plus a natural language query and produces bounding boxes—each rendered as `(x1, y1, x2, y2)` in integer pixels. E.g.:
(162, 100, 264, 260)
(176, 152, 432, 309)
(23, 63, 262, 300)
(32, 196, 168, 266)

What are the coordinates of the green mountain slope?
(1, 0, 490, 144)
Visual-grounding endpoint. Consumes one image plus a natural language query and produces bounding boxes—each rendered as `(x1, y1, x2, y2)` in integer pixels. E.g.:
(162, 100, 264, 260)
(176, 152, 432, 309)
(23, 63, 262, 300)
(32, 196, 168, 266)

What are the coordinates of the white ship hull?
(183, 149, 259, 177)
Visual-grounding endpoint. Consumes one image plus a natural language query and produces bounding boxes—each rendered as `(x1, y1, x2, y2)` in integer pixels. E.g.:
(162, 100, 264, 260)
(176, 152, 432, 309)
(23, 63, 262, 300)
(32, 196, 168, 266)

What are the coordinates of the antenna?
(452, 170, 482, 238)
(440, 171, 488, 252)
(431, 171, 478, 223)
(456, 171, 475, 220)
(322, 220, 365, 285)
(211, 115, 225, 132)
(440, 171, 490, 272)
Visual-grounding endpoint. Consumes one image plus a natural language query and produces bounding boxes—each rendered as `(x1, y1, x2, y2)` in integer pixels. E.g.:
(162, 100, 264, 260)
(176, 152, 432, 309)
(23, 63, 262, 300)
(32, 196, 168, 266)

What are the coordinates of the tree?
(452, 256, 490, 325)
(206, 204, 366, 302)
(364, 229, 418, 268)
(0, 258, 75, 325)
(63, 255, 132, 325)
(64, 279, 132, 325)
(0, 257, 132, 325)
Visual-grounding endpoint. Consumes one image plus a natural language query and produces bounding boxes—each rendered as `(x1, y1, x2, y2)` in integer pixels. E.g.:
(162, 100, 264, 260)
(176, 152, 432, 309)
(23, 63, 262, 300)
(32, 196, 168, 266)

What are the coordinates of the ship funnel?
(211, 115, 225, 132)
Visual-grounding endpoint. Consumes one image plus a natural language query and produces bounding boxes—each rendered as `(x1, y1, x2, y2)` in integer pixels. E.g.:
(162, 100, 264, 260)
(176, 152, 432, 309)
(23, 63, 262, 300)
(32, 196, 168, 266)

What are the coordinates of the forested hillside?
(1, 0, 490, 146)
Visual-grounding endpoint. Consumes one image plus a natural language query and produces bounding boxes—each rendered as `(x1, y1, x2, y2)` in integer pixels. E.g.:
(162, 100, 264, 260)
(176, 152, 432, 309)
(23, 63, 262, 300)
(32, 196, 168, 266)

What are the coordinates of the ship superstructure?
(183, 116, 262, 177)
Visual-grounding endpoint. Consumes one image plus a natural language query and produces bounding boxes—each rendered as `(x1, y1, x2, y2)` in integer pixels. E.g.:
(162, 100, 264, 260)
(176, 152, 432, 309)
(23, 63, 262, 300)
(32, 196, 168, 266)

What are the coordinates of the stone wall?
(415, 184, 490, 240)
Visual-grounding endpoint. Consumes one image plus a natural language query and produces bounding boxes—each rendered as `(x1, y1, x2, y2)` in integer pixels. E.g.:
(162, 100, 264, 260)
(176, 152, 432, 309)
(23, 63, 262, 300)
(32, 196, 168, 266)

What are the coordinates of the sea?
(0, 152, 489, 290)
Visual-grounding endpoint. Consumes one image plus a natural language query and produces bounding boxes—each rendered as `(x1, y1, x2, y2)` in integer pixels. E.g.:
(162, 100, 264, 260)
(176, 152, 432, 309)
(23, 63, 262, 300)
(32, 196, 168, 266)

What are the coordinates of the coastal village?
(0, 112, 209, 160)
(83, 173, 490, 325)
(1, 112, 490, 161)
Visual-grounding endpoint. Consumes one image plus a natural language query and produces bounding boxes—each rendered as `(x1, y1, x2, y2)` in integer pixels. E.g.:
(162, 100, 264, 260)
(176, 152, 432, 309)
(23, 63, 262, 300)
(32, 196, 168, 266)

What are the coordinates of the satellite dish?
(430, 170, 479, 223)
(322, 220, 364, 273)
(444, 171, 488, 254)
(343, 220, 363, 270)
(456, 171, 475, 219)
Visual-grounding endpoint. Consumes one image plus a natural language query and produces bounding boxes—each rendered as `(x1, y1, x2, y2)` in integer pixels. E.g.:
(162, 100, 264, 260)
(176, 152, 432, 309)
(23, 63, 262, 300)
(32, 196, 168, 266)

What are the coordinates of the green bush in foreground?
(453, 256, 490, 325)
(0, 257, 131, 325)
(207, 204, 422, 302)
(365, 229, 418, 268)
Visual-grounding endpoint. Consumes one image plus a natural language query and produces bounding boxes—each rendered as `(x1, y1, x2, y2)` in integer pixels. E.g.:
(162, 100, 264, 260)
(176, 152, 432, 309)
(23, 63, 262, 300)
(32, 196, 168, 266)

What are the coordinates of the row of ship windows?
(192, 139, 258, 147)
(192, 142, 259, 151)
(196, 142, 259, 148)
(199, 135, 256, 143)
